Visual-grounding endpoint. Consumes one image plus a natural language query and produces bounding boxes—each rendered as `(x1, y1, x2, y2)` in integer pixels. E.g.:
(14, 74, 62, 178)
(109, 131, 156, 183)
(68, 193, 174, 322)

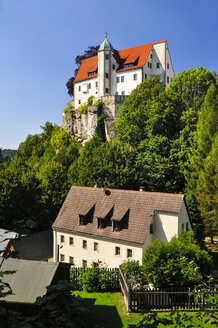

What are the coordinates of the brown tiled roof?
(74, 40, 166, 83)
(52, 186, 184, 244)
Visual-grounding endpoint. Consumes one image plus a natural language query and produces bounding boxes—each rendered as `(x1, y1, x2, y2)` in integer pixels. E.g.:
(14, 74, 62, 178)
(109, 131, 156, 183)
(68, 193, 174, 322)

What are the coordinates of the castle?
(63, 36, 175, 142)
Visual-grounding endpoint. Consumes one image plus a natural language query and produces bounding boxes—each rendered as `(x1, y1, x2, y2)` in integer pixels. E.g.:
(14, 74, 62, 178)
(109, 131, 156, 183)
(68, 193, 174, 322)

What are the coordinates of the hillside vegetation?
(0, 68, 217, 243)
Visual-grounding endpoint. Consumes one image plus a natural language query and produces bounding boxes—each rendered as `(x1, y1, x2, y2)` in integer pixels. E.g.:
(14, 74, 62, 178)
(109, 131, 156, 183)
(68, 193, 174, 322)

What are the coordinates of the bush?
(120, 260, 147, 289)
(142, 231, 212, 288)
(78, 268, 100, 292)
(71, 267, 119, 292)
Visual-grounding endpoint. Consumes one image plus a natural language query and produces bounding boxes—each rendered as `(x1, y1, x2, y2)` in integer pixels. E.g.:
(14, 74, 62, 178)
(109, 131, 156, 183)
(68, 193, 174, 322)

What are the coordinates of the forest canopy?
(0, 68, 217, 243)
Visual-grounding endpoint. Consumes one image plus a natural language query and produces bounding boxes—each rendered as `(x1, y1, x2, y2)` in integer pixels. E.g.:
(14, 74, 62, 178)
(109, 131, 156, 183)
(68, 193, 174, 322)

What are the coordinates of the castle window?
(69, 237, 74, 245)
(124, 63, 134, 68)
(167, 63, 169, 69)
(115, 246, 120, 256)
(121, 76, 124, 82)
(79, 86, 81, 91)
(105, 54, 109, 60)
(167, 76, 169, 83)
(117, 77, 120, 83)
(150, 54, 152, 58)
(106, 88, 109, 93)
(112, 64, 115, 70)
(133, 73, 137, 80)
(150, 224, 153, 234)
(60, 254, 65, 262)
(96, 81, 98, 87)
(145, 74, 147, 79)
(88, 70, 97, 77)
(83, 240, 87, 249)
(121, 91, 125, 95)
(148, 62, 150, 68)
(79, 100, 81, 104)
(69, 256, 74, 264)
(105, 73, 109, 78)
(94, 242, 98, 251)
(127, 249, 132, 258)
(156, 63, 160, 68)
(88, 83, 91, 89)
(150, 63, 152, 69)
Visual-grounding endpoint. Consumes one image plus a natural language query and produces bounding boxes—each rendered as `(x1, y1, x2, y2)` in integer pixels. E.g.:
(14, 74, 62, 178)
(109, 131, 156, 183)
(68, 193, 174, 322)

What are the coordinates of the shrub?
(87, 95, 94, 107)
(63, 102, 74, 116)
(120, 260, 147, 289)
(142, 231, 212, 288)
(95, 99, 104, 108)
(78, 268, 100, 292)
(70, 267, 119, 292)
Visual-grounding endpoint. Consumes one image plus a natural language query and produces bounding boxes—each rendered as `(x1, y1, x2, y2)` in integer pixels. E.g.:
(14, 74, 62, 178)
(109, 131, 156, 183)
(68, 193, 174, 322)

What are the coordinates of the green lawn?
(72, 291, 217, 328)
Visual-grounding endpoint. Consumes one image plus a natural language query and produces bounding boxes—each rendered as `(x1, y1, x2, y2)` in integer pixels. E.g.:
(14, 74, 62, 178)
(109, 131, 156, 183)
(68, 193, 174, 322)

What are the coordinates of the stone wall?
(62, 95, 128, 144)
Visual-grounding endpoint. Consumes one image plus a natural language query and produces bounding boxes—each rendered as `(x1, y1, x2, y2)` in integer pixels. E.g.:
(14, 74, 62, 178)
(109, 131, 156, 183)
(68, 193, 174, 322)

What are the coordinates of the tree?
(66, 45, 99, 97)
(186, 83, 218, 243)
(142, 231, 212, 288)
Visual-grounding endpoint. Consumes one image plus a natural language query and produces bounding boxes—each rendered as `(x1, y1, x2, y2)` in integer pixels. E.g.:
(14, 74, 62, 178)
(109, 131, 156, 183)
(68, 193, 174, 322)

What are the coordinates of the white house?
(52, 186, 191, 268)
(73, 36, 174, 108)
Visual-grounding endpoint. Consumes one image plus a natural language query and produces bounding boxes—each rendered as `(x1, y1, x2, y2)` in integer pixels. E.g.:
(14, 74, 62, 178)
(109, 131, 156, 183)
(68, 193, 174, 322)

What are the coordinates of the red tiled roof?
(74, 40, 166, 83)
(52, 186, 184, 245)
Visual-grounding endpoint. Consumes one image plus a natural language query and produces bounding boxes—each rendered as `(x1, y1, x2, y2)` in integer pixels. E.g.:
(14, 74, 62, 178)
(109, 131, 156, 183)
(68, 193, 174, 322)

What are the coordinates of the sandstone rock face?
(62, 96, 127, 144)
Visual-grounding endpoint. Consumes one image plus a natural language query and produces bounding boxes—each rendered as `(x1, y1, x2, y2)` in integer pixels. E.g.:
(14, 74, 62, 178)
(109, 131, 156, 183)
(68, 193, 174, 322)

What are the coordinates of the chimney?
(139, 186, 145, 192)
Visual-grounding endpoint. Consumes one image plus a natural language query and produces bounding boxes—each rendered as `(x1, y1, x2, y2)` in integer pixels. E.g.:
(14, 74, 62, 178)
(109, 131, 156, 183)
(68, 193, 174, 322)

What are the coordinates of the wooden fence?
(119, 267, 218, 312)
(71, 267, 120, 291)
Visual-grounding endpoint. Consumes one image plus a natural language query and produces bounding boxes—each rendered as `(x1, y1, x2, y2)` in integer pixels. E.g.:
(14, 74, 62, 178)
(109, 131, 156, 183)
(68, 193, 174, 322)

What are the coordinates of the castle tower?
(98, 34, 114, 97)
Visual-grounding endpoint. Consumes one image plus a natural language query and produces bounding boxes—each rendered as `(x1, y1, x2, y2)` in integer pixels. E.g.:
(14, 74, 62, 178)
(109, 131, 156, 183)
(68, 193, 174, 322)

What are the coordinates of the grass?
(72, 291, 217, 328)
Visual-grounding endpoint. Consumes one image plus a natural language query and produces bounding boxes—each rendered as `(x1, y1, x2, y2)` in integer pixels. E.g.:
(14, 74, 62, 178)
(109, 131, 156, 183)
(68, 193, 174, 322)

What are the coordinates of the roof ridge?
(70, 185, 184, 197)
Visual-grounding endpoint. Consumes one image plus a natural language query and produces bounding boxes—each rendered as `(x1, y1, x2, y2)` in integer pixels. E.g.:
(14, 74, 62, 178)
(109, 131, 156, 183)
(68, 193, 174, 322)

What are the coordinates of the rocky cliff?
(62, 95, 128, 144)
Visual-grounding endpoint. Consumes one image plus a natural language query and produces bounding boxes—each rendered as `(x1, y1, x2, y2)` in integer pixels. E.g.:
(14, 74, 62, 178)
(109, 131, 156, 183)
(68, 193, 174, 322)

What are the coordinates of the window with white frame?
(133, 74, 137, 80)
(121, 76, 124, 82)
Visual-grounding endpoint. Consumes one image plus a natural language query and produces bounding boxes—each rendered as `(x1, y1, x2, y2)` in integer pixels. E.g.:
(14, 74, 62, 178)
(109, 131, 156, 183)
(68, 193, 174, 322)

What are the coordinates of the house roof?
(11, 229, 53, 261)
(52, 186, 184, 244)
(74, 40, 166, 83)
(0, 258, 59, 303)
(0, 229, 17, 257)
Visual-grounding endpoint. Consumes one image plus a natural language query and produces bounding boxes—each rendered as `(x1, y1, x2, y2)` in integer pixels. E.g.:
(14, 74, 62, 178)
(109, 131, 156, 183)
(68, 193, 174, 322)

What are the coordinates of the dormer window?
(113, 221, 120, 232)
(88, 69, 97, 77)
(124, 63, 134, 68)
(98, 218, 104, 229)
(79, 215, 86, 226)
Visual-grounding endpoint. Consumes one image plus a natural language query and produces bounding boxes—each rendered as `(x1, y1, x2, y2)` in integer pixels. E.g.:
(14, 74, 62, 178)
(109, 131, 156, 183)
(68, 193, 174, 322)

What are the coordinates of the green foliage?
(0, 122, 79, 233)
(71, 267, 119, 292)
(142, 231, 212, 288)
(78, 96, 94, 114)
(35, 280, 86, 328)
(186, 191, 205, 247)
(63, 102, 74, 116)
(68, 138, 139, 189)
(95, 99, 104, 108)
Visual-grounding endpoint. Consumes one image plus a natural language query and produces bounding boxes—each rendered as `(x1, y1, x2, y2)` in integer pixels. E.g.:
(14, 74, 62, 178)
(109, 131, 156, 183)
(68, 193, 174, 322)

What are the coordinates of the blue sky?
(0, 0, 217, 149)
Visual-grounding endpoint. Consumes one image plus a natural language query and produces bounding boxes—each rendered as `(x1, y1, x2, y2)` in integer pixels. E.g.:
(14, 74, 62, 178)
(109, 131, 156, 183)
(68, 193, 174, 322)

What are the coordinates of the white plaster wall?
(74, 77, 98, 108)
(178, 200, 192, 232)
(165, 44, 175, 85)
(54, 229, 144, 268)
(116, 68, 142, 95)
(153, 211, 178, 242)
